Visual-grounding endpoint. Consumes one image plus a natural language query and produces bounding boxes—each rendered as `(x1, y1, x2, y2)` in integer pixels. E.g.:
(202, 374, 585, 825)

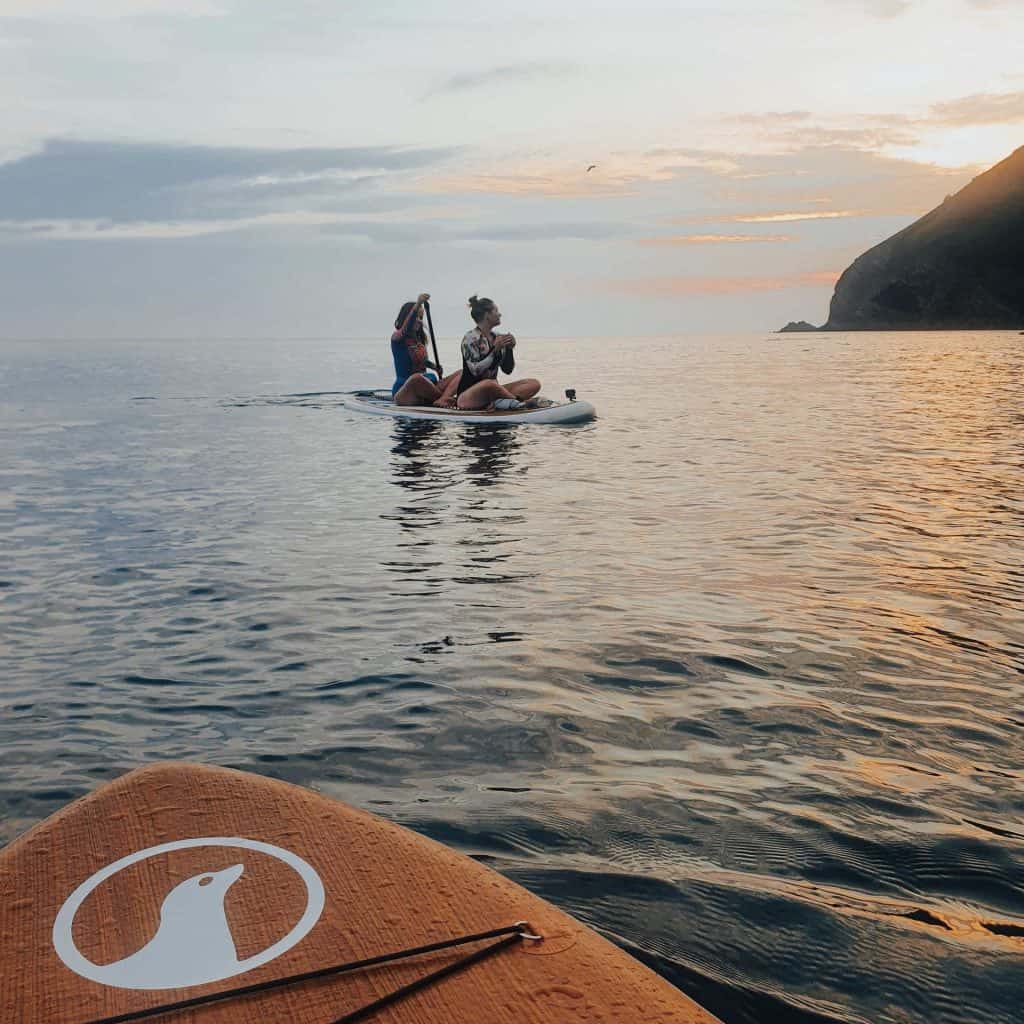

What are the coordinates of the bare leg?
(433, 370, 462, 408)
(505, 378, 540, 401)
(456, 379, 517, 410)
(394, 373, 442, 406)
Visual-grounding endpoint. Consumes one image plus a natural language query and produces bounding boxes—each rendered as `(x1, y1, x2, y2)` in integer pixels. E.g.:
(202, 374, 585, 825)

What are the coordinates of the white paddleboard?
(341, 390, 596, 425)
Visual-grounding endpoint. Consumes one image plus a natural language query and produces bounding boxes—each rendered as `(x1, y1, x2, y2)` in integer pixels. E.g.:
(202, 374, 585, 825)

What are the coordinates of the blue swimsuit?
(390, 310, 436, 396)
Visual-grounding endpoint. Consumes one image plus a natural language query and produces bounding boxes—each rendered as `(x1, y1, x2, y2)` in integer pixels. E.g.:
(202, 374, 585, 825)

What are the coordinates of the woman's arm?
(461, 332, 497, 375)
(392, 292, 430, 341)
(499, 343, 515, 375)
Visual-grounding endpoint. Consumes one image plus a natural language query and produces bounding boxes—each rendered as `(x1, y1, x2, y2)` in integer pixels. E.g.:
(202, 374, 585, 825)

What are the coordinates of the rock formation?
(778, 145, 1024, 331)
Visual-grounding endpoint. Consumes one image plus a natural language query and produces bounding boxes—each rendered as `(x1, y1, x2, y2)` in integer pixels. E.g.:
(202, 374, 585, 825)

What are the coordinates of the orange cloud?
(419, 151, 738, 198)
(615, 270, 840, 296)
(421, 165, 650, 198)
(928, 91, 1024, 126)
(725, 92, 1024, 155)
(422, 174, 631, 198)
(637, 234, 793, 244)
(730, 210, 862, 223)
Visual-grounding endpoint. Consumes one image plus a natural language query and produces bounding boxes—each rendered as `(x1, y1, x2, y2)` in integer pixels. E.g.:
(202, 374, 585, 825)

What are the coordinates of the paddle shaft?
(423, 300, 443, 378)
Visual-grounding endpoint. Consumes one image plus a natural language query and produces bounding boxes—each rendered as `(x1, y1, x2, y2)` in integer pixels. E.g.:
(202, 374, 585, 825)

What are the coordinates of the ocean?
(2, 330, 1022, 1023)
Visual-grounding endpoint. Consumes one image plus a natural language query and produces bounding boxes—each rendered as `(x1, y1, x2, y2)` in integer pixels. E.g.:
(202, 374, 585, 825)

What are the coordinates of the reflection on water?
(384, 420, 533, 591)
(388, 418, 528, 487)
(389, 419, 447, 487)
(2, 332, 1024, 1024)
(459, 423, 527, 486)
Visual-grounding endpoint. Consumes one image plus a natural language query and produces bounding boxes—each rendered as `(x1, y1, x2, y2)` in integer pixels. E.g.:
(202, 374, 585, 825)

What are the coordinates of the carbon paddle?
(423, 300, 443, 378)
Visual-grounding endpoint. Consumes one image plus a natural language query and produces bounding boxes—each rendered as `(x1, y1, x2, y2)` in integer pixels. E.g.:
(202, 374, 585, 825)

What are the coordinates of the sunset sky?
(1, 0, 1022, 338)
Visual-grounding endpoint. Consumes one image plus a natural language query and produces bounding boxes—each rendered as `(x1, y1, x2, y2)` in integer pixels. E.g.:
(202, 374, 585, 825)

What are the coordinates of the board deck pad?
(0, 764, 719, 1023)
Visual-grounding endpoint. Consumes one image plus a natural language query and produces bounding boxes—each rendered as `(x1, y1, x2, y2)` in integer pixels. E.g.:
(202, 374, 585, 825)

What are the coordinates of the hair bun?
(467, 294, 495, 322)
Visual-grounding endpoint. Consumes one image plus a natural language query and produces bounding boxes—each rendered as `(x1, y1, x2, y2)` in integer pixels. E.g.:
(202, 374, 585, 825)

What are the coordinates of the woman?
(455, 295, 541, 411)
(390, 293, 460, 407)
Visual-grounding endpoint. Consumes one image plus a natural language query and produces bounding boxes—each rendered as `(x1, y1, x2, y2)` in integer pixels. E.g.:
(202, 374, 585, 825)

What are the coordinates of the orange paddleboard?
(0, 763, 720, 1023)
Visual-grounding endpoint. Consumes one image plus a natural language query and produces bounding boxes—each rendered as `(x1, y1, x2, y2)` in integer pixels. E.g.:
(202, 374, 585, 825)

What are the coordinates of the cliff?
(811, 145, 1024, 331)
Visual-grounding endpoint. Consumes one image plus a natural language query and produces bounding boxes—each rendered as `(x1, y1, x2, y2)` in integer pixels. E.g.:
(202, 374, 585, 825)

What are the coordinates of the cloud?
(428, 62, 574, 97)
(3, 196, 533, 245)
(783, 124, 922, 150)
(316, 219, 628, 245)
(927, 91, 1024, 126)
(0, 216, 248, 240)
(422, 150, 740, 199)
(638, 149, 744, 177)
(728, 210, 862, 223)
(827, 0, 911, 16)
(421, 170, 634, 199)
(865, 0, 912, 16)
(613, 271, 841, 297)
(728, 111, 921, 151)
(637, 234, 793, 244)
(0, 138, 456, 226)
(729, 90, 1024, 157)
(731, 111, 814, 126)
(0, 211, 390, 241)
(0, 0, 222, 16)
(422, 143, 975, 230)
(665, 145, 969, 220)
(454, 222, 627, 242)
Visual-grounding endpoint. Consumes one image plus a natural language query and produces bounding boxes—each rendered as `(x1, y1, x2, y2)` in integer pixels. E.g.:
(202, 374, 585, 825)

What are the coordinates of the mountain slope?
(822, 145, 1024, 330)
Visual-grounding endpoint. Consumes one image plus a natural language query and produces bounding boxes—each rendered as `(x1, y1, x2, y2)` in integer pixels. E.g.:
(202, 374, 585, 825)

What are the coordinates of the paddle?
(423, 300, 443, 379)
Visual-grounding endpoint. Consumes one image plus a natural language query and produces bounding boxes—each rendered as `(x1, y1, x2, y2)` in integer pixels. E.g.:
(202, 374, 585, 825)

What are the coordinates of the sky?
(1, 0, 1022, 338)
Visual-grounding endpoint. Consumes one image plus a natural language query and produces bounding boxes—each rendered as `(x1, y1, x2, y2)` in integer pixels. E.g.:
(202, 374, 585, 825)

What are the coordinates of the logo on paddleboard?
(52, 837, 325, 990)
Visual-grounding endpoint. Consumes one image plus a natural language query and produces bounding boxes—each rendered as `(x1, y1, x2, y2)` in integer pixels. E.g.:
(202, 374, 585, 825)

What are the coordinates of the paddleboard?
(341, 390, 596, 425)
(0, 763, 720, 1023)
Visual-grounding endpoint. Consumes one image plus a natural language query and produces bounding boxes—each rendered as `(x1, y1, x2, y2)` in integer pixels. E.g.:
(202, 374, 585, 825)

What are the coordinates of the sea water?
(2, 331, 1022, 1024)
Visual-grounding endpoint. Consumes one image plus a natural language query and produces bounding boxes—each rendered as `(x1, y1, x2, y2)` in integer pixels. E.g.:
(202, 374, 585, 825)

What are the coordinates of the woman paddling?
(456, 295, 540, 411)
(391, 293, 460, 407)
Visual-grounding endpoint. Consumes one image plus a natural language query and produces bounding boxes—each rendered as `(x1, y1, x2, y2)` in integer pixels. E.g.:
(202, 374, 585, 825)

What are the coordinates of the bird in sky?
(586, 164, 597, 172)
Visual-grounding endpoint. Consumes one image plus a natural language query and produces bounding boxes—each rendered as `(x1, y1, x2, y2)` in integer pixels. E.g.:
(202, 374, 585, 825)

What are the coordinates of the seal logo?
(52, 837, 325, 990)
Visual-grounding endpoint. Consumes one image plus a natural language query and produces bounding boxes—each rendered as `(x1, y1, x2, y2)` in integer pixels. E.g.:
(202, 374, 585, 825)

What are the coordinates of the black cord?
(331, 932, 522, 1024)
(79, 923, 532, 1024)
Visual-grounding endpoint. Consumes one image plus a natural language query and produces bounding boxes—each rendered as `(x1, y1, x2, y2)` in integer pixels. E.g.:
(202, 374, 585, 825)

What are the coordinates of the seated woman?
(391, 292, 460, 407)
(455, 295, 541, 411)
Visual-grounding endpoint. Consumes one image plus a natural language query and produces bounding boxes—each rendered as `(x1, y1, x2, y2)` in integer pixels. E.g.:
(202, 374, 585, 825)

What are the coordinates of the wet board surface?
(0, 763, 720, 1023)
(340, 391, 596, 425)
